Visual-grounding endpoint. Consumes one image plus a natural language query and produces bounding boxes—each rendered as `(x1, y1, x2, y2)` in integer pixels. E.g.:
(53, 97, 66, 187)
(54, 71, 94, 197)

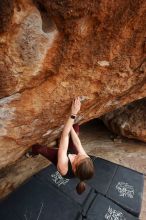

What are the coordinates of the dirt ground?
(80, 119, 146, 220)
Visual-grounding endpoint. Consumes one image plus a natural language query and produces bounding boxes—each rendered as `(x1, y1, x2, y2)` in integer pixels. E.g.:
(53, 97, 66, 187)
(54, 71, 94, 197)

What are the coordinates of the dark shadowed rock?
(102, 98, 146, 142)
(0, 0, 14, 33)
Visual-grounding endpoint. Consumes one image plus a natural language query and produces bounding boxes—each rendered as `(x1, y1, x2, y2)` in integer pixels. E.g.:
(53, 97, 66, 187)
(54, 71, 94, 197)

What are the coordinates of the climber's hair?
(75, 157, 94, 195)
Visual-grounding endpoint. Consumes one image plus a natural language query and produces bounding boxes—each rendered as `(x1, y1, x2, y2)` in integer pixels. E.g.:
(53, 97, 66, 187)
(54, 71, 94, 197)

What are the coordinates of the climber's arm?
(57, 97, 81, 175)
(57, 117, 74, 175)
(70, 127, 86, 155)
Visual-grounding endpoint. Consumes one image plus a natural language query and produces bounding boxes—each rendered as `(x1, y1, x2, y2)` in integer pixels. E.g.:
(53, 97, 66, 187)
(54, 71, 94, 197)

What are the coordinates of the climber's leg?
(31, 144, 58, 166)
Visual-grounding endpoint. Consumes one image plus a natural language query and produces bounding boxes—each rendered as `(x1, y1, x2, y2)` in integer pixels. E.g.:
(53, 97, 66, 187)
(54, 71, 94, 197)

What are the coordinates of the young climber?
(28, 97, 94, 194)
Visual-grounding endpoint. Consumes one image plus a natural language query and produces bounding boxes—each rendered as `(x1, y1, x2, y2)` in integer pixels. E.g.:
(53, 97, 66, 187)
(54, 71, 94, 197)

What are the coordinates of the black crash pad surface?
(106, 166, 144, 217)
(0, 206, 20, 220)
(34, 163, 95, 209)
(86, 194, 138, 220)
(86, 157, 118, 194)
(0, 176, 81, 220)
(0, 156, 144, 220)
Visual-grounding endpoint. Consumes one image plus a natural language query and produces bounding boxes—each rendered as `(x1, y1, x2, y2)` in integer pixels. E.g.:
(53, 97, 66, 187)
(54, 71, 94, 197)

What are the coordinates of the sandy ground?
(80, 119, 146, 220)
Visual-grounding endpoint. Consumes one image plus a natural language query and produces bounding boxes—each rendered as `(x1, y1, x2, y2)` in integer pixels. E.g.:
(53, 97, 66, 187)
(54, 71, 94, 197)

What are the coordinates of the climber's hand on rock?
(71, 97, 81, 115)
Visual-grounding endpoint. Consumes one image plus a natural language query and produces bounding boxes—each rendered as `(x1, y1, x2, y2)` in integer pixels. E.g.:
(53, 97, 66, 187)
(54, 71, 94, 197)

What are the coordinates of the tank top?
(62, 155, 75, 179)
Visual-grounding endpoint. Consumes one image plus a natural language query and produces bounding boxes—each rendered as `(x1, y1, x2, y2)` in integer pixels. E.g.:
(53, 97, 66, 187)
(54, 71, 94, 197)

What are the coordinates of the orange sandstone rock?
(0, 0, 146, 169)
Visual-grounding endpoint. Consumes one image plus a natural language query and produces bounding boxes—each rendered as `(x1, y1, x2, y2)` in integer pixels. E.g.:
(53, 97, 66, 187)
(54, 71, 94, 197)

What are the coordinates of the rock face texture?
(102, 98, 146, 142)
(0, 0, 146, 170)
(0, 0, 14, 33)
